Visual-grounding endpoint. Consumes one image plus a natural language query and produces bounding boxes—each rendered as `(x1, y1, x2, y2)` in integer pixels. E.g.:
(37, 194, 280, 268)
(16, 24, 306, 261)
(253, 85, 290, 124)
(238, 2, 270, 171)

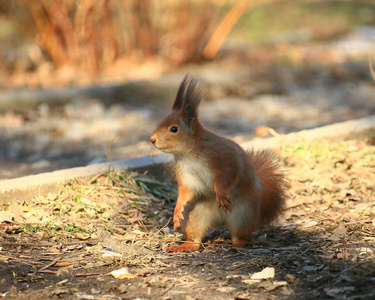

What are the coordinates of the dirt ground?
(0, 138, 374, 299)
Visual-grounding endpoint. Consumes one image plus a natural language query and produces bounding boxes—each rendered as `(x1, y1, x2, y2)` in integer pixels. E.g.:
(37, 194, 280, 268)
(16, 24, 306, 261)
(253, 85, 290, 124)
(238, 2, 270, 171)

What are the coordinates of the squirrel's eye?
(169, 126, 179, 133)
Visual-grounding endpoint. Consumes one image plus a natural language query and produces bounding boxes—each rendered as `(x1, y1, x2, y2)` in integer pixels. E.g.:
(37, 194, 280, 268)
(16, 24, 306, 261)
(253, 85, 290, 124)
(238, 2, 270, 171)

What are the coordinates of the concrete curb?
(0, 154, 172, 205)
(1, 116, 374, 205)
(243, 115, 375, 150)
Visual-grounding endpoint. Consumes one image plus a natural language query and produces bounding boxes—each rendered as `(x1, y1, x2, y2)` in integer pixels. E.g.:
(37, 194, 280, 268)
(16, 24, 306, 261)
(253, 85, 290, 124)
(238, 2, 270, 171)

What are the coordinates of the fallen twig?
(39, 256, 64, 271)
(0, 254, 44, 265)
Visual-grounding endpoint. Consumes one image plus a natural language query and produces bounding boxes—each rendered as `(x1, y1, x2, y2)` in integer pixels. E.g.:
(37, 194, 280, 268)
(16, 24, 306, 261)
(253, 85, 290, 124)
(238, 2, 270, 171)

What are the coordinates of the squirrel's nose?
(150, 136, 156, 144)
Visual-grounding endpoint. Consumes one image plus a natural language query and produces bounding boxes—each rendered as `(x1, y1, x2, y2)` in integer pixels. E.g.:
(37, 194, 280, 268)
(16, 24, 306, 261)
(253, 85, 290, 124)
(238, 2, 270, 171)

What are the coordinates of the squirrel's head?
(150, 75, 202, 155)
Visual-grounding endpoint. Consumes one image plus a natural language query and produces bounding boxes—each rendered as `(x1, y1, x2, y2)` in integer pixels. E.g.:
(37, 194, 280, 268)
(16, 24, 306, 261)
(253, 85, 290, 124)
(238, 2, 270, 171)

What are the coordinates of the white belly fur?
(177, 157, 214, 195)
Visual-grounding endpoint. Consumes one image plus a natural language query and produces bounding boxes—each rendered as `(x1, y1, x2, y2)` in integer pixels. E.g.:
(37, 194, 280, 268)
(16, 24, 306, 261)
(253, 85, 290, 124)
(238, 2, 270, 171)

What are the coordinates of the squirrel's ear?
(171, 75, 189, 112)
(180, 76, 201, 128)
(171, 74, 201, 128)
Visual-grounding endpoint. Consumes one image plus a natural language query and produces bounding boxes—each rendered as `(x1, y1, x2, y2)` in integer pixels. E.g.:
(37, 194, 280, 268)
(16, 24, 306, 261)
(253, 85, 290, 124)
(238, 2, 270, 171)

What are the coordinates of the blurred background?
(0, 0, 374, 179)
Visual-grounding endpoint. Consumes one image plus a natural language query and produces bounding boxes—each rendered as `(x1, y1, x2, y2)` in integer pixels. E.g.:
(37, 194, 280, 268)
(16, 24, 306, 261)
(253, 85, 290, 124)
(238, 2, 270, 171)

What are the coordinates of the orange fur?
(249, 149, 287, 227)
(150, 75, 287, 252)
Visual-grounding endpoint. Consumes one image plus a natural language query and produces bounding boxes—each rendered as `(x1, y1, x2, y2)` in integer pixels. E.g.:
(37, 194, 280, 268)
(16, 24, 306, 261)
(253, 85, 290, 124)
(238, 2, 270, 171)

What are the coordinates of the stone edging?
(0, 154, 172, 205)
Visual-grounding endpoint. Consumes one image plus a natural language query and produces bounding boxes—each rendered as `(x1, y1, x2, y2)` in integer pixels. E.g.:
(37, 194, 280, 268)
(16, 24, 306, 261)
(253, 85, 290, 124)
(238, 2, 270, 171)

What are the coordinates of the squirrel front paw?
(216, 195, 232, 212)
(173, 210, 184, 229)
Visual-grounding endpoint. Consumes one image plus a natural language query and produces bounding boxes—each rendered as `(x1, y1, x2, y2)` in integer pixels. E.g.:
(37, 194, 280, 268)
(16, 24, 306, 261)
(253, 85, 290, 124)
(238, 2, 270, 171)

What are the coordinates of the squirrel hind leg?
(166, 222, 204, 252)
(226, 200, 257, 247)
(167, 200, 219, 252)
(230, 228, 254, 247)
(231, 236, 255, 247)
(167, 242, 200, 252)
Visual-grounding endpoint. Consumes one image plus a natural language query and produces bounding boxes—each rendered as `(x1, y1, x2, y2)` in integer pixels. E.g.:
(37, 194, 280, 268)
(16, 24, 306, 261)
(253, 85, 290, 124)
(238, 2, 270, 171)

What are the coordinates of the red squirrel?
(150, 75, 287, 252)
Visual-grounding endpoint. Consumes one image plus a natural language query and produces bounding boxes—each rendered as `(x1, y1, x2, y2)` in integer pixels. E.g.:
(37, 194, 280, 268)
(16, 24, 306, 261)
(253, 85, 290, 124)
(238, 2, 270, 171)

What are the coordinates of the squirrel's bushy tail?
(248, 149, 287, 227)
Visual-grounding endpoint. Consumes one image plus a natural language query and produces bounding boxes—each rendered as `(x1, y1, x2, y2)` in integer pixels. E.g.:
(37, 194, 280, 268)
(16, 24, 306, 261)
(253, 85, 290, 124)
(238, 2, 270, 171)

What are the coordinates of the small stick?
(106, 132, 120, 161)
(39, 256, 63, 271)
(0, 254, 44, 265)
(369, 52, 375, 83)
(75, 272, 103, 277)
(0, 242, 53, 247)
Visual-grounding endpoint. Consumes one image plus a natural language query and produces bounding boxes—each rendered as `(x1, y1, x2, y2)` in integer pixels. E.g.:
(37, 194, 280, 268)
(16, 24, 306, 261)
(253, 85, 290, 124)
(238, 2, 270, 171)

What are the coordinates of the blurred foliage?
(0, 0, 374, 82)
(0, 0, 234, 75)
(230, 0, 375, 44)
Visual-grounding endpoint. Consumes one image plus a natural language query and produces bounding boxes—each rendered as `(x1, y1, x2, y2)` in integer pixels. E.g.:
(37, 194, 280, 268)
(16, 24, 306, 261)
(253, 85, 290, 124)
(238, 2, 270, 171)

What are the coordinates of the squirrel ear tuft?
(172, 74, 201, 111)
(172, 74, 202, 127)
(172, 75, 189, 112)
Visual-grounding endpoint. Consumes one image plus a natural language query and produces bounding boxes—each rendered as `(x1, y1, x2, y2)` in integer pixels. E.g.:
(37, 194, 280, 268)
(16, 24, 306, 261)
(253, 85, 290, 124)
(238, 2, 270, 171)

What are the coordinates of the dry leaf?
(286, 274, 298, 284)
(254, 126, 280, 137)
(110, 268, 138, 279)
(0, 211, 15, 223)
(336, 250, 349, 260)
(302, 221, 318, 228)
(329, 223, 347, 241)
(250, 267, 275, 280)
(260, 280, 288, 292)
(255, 125, 271, 137)
(7, 202, 24, 223)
